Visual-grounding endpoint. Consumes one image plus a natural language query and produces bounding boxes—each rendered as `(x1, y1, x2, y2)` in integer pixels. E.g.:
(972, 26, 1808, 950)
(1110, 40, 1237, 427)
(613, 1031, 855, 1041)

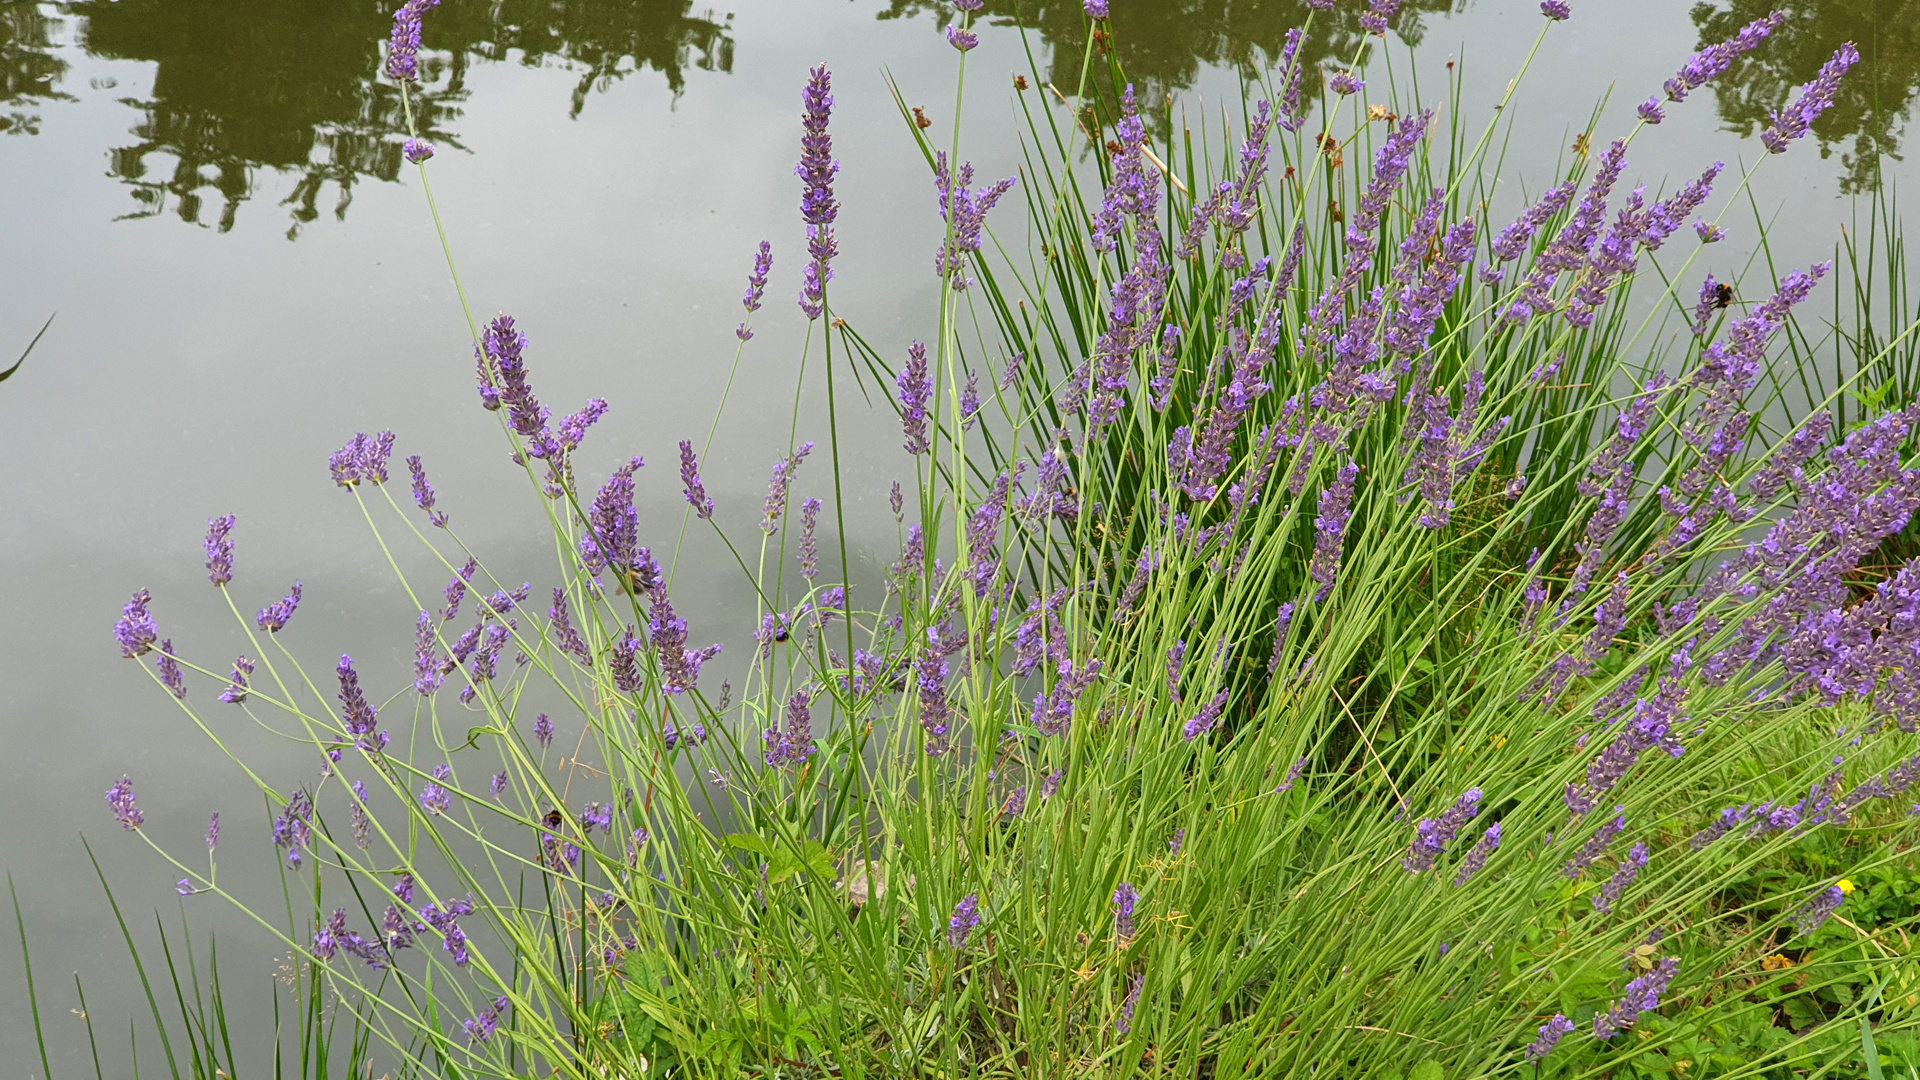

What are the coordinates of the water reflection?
(1694, 0, 1920, 192)
(62, 0, 734, 235)
(0, 1, 70, 135)
(878, 0, 1461, 105)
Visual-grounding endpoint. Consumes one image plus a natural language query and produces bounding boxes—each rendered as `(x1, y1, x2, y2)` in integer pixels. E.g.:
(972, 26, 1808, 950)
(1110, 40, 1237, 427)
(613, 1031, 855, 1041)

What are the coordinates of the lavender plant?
(74, 1, 1920, 1077)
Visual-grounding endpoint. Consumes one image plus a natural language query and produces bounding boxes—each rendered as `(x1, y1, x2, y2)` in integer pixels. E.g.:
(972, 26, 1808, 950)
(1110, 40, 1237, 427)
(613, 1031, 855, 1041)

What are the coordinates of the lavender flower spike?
(1112, 881, 1138, 943)
(407, 456, 447, 528)
(219, 656, 254, 704)
(1594, 958, 1678, 1038)
(1402, 788, 1481, 872)
(156, 641, 185, 699)
(898, 341, 932, 455)
(1761, 43, 1860, 153)
(256, 580, 303, 633)
(738, 240, 772, 340)
(1663, 12, 1784, 104)
(760, 442, 813, 534)
(204, 515, 235, 586)
(1084, 0, 1109, 17)
(948, 893, 981, 948)
(403, 138, 433, 164)
(1308, 460, 1360, 602)
(676, 440, 715, 521)
(115, 588, 158, 658)
(1540, 0, 1570, 18)
(1451, 822, 1501, 886)
(1792, 884, 1845, 934)
(797, 65, 839, 319)
(384, 0, 441, 83)
(1527, 1014, 1574, 1060)
(106, 775, 143, 830)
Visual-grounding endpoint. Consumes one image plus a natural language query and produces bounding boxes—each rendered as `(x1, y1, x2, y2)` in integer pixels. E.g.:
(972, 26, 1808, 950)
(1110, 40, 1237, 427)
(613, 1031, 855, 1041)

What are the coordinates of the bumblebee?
(544, 808, 565, 829)
(1711, 282, 1734, 310)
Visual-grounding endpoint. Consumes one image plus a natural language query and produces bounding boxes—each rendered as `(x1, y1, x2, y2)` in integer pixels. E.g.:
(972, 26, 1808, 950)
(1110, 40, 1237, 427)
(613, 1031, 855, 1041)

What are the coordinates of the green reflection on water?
(3, 0, 1918, 234)
(1693, 0, 1920, 193)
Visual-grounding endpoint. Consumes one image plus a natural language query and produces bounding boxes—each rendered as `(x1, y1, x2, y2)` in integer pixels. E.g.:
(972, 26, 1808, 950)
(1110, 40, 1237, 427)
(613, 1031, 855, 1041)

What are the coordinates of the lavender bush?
(70, 1, 1920, 1076)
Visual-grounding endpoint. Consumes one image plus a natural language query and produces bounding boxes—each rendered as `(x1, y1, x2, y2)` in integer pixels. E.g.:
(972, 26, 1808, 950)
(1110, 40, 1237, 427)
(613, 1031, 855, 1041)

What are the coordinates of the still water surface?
(0, 0, 1913, 1067)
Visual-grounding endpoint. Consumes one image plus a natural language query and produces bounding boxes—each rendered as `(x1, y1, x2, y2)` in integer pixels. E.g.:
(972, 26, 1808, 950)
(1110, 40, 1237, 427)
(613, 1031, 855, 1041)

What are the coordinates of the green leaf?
(1862, 1014, 1884, 1080)
(724, 833, 772, 856)
(1408, 1059, 1443, 1080)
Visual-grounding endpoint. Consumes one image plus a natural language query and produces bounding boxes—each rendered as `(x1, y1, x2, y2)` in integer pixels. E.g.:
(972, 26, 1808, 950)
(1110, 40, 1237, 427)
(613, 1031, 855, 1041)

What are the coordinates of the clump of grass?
(44, 2, 1920, 1077)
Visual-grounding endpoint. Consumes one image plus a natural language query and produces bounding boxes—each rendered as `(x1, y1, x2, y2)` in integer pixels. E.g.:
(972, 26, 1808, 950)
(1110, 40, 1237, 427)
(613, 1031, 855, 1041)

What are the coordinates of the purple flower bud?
(384, 0, 440, 83)
(1695, 219, 1725, 243)
(1112, 881, 1137, 943)
(1451, 822, 1501, 886)
(797, 497, 822, 579)
(403, 138, 433, 163)
(1594, 958, 1677, 1038)
(1637, 97, 1665, 124)
(204, 515, 235, 586)
(155, 640, 185, 699)
(1591, 841, 1648, 913)
(1792, 884, 1845, 935)
(1308, 460, 1360, 602)
(1402, 788, 1481, 872)
(534, 712, 553, 749)
(1540, 0, 1570, 17)
(761, 442, 813, 534)
(797, 65, 839, 318)
(1760, 43, 1859, 153)
(206, 813, 220, 851)
(898, 341, 932, 455)
(115, 588, 159, 658)
(944, 24, 977, 51)
(738, 240, 772, 340)
(1527, 1014, 1574, 1060)
(337, 655, 379, 740)
(1328, 70, 1363, 96)
(106, 775, 143, 830)
(947, 893, 980, 948)
(420, 781, 451, 815)
(1117, 971, 1143, 1034)
(1084, 0, 1109, 16)
(404, 456, 448, 528)
(218, 655, 254, 704)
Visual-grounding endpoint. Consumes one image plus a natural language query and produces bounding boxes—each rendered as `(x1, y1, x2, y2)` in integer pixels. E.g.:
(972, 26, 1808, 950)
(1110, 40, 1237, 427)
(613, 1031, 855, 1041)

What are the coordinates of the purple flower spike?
(945, 24, 978, 52)
(337, 655, 379, 742)
(106, 776, 143, 830)
(533, 712, 553, 748)
(256, 580, 302, 633)
(1592, 841, 1648, 913)
(406, 456, 447, 528)
(1084, 0, 1109, 16)
(1594, 958, 1678, 1038)
(206, 813, 220, 852)
(738, 240, 772, 340)
(764, 688, 817, 767)
(1328, 70, 1363, 96)
(156, 641, 185, 699)
(1112, 881, 1138, 943)
(933, 153, 1016, 290)
(760, 442, 813, 534)
(1182, 689, 1229, 741)
(1308, 460, 1360, 602)
(798, 497, 821, 579)
(1359, 0, 1400, 35)
(1637, 97, 1665, 124)
(403, 138, 434, 164)
(219, 656, 254, 704)
(1664, 12, 1784, 104)
(1117, 972, 1143, 1034)
(1527, 1014, 1574, 1060)
(1760, 43, 1859, 153)
(797, 65, 839, 319)
(1540, 0, 1570, 18)
(328, 431, 396, 487)
(898, 341, 932, 455)
(678, 440, 715, 521)
(116, 588, 159, 658)
(384, 0, 440, 83)
(948, 893, 980, 948)
(1451, 822, 1501, 886)
(1402, 788, 1481, 872)
(1793, 884, 1845, 934)
(204, 515, 235, 586)
(1695, 219, 1725, 243)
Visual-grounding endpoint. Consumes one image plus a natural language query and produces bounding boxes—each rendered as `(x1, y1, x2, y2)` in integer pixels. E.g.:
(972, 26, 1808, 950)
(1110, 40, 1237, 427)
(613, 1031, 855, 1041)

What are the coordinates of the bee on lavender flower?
(1710, 281, 1734, 310)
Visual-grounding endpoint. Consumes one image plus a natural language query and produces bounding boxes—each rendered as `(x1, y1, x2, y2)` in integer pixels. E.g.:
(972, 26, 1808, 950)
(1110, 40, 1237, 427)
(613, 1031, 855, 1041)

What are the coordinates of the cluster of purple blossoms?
(1276, 31, 1309, 132)
(336, 654, 380, 746)
(798, 497, 821, 579)
(1402, 788, 1482, 872)
(1663, 12, 1784, 104)
(915, 651, 954, 755)
(1084, 86, 1170, 431)
(155, 641, 185, 699)
(1307, 460, 1360, 602)
(219, 655, 254, 704)
(420, 776, 452, 815)
(204, 515, 235, 585)
(420, 898, 475, 966)
(947, 893, 980, 948)
(273, 790, 314, 868)
(1492, 178, 1568, 266)
(329, 431, 396, 487)
(349, 784, 370, 849)
(1504, 138, 1626, 322)
(1117, 972, 1145, 1035)
(1032, 656, 1101, 736)
(406, 456, 447, 528)
(463, 997, 511, 1045)
(106, 775, 143, 830)
(760, 442, 813, 534)
(383, 0, 440, 82)
(1182, 689, 1230, 741)
(1527, 1014, 1575, 1060)
(797, 65, 839, 320)
(1565, 807, 1626, 877)
(255, 580, 303, 630)
(1450, 822, 1502, 886)
(764, 688, 817, 768)
(1594, 958, 1678, 1038)
(547, 588, 590, 665)
(534, 712, 554, 749)
(1403, 368, 1507, 528)
(1084, 0, 1108, 17)
(1327, 70, 1363, 96)
(1565, 645, 1691, 815)
(737, 240, 772, 341)
(1112, 881, 1138, 944)
(898, 341, 932, 454)
(1793, 884, 1847, 935)
(1540, 0, 1570, 19)
(932, 153, 1015, 290)
(115, 588, 159, 658)
(402, 138, 433, 163)
(1358, 0, 1400, 35)
(1592, 841, 1649, 913)
(610, 627, 644, 693)
(944, 23, 978, 52)
(1168, 827, 1187, 855)
(1761, 43, 1860, 152)
(1275, 756, 1307, 793)
(312, 908, 384, 969)
(650, 591, 721, 697)
(669, 440, 715, 522)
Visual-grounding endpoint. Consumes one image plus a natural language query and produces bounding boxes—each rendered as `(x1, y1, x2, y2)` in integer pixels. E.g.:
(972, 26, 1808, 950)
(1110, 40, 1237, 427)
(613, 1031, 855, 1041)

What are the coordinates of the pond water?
(0, 0, 1912, 1068)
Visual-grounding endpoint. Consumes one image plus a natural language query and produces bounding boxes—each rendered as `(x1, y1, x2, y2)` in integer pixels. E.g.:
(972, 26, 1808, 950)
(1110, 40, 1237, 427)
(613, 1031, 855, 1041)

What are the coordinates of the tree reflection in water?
(64, 0, 734, 236)
(1693, 0, 1917, 193)
(0, 1, 71, 136)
